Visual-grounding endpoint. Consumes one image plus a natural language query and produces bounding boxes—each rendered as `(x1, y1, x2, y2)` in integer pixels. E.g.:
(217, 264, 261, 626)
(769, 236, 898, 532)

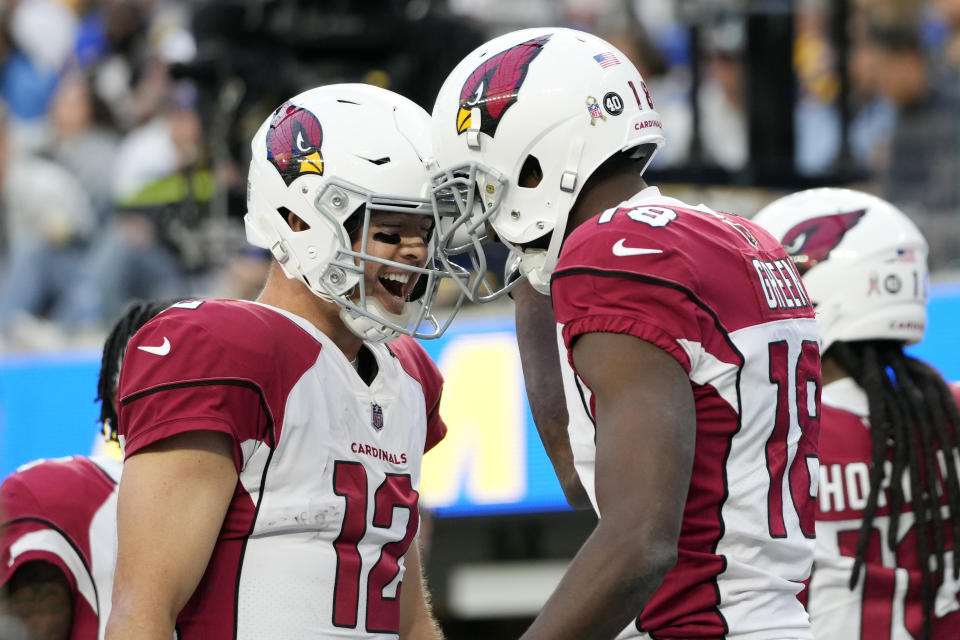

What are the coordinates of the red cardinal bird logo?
(266, 101, 324, 185)
(780, 209, 867, 274)
(456, 35, 551, 138)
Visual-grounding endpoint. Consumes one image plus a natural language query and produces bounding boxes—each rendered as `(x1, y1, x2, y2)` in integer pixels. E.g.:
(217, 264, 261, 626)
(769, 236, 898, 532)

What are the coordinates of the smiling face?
(353, 212, 435, 315)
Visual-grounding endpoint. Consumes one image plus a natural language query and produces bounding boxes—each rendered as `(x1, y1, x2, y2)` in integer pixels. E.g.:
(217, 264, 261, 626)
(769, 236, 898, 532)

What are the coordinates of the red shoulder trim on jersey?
(562, 313, 692, 373)
(119, 300, 320, 427)
(387, 337, 447, 453)
(0, 457, 117, 561)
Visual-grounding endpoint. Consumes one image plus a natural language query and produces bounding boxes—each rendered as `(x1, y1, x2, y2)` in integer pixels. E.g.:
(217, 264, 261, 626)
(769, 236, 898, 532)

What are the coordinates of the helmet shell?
(246, 83, 460, 341)
(753, 188, 928, 350)
(431, 27, 665, 295)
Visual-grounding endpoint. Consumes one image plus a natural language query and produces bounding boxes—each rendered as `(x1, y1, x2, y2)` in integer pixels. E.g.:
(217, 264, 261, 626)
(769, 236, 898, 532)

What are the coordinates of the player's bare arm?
(106, 430, 237, 640)
(520, 332, 695, 640)
(399, 541, 444, 640)
(2, 561, 72, 640)
(512, 280, 590, 509)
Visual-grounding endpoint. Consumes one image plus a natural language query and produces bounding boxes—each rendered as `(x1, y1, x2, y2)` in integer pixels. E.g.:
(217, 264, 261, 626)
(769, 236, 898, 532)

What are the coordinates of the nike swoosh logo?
(612, 238, 663, 256)
(138, 337, 171, 356)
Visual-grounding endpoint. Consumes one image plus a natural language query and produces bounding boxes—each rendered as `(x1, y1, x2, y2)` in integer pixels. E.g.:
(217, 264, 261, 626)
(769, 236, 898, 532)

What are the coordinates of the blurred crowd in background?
(0, 0, 958, 351)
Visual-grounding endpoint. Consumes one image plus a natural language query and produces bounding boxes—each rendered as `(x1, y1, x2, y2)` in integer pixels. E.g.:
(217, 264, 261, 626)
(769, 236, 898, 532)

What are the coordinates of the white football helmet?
(753, 188, 928, 350)
(431, 27, 665, 297)
(245, 83, 466, 342)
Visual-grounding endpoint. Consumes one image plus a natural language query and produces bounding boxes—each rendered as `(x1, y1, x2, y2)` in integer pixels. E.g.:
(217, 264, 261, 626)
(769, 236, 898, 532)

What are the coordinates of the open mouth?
(379, 271, 410, 299)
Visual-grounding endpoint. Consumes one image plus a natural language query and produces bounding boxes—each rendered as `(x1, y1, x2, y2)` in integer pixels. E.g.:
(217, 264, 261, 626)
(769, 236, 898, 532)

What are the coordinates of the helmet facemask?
(292, 179, 465, 343)
(431, 160, 520, 302)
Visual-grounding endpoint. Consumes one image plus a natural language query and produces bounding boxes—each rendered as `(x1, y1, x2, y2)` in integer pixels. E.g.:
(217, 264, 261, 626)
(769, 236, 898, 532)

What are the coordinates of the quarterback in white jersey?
(430, 28, 818, 639)
(118, 301, 444, 638)
(106, 85, 465, 639)
(755, 188, 960, 640)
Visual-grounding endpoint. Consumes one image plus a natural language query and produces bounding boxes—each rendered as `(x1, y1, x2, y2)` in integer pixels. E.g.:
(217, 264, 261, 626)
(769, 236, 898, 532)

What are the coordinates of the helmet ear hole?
(343, 205, 365, 243)
(277, 207, 311, 231)
(518, 154, 543, 188)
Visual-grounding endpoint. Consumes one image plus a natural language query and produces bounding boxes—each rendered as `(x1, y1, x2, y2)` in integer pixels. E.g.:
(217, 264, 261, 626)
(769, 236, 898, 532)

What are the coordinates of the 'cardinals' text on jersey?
(551, 187, 819, 639)
(805, 379, 960, 639)
(1, 455, 122, 640)
(118, 300, 445, 639)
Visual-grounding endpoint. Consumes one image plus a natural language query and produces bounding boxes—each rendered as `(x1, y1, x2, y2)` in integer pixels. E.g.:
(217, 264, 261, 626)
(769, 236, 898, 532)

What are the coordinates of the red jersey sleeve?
(118, 301, 320, 470)
(389, 336, 447, 453)
(552, 269, 702, 374)
(551, 225, 703, 374)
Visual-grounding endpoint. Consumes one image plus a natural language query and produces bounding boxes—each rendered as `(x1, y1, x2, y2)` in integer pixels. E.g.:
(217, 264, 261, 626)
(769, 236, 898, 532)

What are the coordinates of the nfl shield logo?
(371, 403, 384, 431)
(586, 96, 606, 126)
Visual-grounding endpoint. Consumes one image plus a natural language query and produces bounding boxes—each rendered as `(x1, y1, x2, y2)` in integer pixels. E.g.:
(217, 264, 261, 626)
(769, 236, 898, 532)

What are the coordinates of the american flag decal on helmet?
(593, 52, 620, 68)
(371, 403, 384, 431)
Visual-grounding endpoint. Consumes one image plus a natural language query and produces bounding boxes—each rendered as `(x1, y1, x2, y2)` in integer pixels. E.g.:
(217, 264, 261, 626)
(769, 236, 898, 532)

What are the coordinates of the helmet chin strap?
(520, 249, 551, 295)
(339, 298, 414, 344)
(517, 157, 581, 296)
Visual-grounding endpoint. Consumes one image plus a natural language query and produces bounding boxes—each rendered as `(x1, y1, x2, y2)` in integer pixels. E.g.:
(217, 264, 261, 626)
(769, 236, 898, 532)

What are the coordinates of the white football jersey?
(808, 378, 960, 639)
(119, 300, 445, 639)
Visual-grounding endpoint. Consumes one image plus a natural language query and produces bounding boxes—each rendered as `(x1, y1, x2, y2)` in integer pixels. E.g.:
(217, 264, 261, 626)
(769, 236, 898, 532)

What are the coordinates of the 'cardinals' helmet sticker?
(457, 35, 551, 138)
(780, 209, 867, 275)
(267, 101, 324, 185)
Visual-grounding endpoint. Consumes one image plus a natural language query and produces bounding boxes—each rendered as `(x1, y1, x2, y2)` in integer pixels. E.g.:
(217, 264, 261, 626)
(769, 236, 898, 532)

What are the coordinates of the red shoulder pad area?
(0, 457, 115, 525)
(553, 201, 814, 365)
(0, 457, 114, 589)
(389, 336, 447, 453)
(118, 300, 322, 467)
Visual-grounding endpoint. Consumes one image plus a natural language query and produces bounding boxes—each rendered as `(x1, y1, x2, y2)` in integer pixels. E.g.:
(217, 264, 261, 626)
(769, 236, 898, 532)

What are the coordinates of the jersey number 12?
(332, 461, 419, 633)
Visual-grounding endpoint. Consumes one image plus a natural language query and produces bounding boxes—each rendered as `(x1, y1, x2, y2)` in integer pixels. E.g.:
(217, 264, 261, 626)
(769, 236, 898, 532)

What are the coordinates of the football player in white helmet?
(245, 84, 465, 342)
(754, 188, 960, 640)
(432, 28, 819, 639)
(107, 85, 450, 639)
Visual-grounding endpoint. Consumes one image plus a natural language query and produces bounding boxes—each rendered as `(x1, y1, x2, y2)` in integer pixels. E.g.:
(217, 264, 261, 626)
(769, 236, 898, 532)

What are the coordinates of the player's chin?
(371, 282, 407, 316)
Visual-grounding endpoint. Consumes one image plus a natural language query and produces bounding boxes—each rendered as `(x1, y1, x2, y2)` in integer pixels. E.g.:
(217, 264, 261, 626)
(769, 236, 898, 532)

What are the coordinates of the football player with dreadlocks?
(754, 188, 960, 640)
(0, 299, 172, 640)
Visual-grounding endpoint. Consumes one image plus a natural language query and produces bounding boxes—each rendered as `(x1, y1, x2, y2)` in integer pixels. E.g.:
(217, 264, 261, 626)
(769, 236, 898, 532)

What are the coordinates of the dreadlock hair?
(96, 299, 178, 443)
(828, 339, 960, 640)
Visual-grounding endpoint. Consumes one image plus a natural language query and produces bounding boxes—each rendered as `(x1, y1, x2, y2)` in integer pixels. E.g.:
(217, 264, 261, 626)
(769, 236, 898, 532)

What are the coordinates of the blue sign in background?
(1, 285, 958, 516)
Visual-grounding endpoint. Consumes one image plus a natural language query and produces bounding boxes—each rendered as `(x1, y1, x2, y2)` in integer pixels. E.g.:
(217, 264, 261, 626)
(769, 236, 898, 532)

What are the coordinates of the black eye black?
(373, 232, 402, 245)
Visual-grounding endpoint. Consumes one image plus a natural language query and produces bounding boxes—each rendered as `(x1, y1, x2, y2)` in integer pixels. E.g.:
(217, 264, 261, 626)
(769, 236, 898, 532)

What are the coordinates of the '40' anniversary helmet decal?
(457, 34, 551, 138)
(781, 209, 867, 275)
(267, 101, 324, 185)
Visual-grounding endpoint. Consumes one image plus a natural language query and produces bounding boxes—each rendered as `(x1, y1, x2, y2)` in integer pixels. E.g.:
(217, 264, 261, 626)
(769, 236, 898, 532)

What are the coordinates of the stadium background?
(1, 0, 959, 636)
